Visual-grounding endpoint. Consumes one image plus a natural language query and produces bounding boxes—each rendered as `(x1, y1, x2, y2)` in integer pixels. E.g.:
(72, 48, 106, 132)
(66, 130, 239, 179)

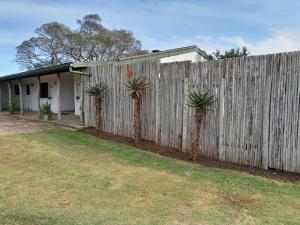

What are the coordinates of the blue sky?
(1, 0, 300, 75)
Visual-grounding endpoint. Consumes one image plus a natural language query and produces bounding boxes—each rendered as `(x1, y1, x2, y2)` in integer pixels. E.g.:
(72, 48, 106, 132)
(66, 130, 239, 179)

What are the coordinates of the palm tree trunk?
(191, 108, 206, 161)
(133, 97, 142, 144)
(95, 96, 102, 134)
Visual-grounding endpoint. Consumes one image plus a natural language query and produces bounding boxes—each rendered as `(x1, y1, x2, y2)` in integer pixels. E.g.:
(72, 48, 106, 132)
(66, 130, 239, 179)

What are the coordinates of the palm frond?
(125, 76, 149, 98)
(86, 82, 108, 97)
(188, 90, 216, 109)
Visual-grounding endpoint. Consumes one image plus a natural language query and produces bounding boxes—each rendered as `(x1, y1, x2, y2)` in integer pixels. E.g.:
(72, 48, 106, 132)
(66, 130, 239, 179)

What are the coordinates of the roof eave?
(119, 45, 206, 62)
(0, 63, 71, 82)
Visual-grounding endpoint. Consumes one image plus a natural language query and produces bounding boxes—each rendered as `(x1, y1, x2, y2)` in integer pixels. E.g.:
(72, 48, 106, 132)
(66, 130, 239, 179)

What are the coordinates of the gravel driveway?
(0, 113, 59, 135)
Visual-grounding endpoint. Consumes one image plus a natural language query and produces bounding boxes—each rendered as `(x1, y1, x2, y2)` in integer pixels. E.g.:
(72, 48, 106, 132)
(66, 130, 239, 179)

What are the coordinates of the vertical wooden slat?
(155, 73, 161, 144)
(181, 76, 190, 152)
(218, 77, 225, 161)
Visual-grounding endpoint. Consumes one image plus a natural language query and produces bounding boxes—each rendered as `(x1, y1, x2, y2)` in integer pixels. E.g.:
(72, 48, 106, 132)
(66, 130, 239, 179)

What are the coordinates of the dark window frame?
(14, 85, 20, 96)
(40, 83, 49, 98)
(26, 84, 30, 95)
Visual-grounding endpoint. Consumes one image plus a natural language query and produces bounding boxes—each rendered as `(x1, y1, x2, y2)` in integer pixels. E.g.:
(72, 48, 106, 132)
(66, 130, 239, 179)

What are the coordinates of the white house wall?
(39, 73, 75, 113)
(160, 52, 203, 63)
(1, 72, 78, 114)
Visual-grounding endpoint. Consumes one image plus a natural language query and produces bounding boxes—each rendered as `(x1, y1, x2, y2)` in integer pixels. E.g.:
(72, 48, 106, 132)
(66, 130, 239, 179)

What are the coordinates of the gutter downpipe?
(69, 66, 92, 77)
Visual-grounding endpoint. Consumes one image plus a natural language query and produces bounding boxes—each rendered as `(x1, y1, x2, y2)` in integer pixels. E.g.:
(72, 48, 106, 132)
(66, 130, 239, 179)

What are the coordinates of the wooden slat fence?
(83, 61, 159, 141)
(82, 52, 300, 173)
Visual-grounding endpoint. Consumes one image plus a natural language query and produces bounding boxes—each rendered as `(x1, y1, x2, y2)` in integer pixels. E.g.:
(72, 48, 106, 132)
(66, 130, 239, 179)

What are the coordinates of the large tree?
(16, 14, 147, 70)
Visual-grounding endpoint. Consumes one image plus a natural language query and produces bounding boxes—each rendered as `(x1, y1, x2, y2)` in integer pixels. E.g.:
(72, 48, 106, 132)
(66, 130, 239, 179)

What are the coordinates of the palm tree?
(86, 82, 107, 134)
(188, 90, 216, 161)
(125, 76, 148, 144)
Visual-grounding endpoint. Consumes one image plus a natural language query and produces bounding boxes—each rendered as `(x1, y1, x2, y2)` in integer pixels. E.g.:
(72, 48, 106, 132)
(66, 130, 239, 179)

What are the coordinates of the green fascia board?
(71, 61, 115, 68)
(72, 45, 206, 68)
(120, 45, 206, 62)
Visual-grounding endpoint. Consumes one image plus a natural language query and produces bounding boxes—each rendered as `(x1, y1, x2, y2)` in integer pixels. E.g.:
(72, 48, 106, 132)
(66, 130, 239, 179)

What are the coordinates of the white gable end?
(160, 51, 203, 63)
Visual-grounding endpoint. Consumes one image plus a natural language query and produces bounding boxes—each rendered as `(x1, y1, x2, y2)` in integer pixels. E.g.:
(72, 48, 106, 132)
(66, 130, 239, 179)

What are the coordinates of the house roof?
(0, 45, 206, 81)
(0, 63, 71, 82)
(72, 45, 206, 67)
(119, 45, 206, 63)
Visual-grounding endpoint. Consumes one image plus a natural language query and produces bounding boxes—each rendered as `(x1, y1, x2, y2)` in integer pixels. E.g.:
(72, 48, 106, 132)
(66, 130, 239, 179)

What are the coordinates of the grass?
(0, 129, 299, 225)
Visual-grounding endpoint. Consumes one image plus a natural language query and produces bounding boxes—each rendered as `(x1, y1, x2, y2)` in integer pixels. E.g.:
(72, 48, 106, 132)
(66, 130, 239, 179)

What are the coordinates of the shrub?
(8, 102, 19, 115)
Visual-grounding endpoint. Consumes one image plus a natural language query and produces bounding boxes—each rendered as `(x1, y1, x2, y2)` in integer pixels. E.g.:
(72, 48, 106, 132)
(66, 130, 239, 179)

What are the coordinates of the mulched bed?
(81, 127, 300, 183)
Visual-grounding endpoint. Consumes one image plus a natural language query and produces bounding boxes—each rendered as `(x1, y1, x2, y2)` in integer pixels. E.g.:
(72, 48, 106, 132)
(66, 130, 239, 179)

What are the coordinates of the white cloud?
(218, 30, 300, 55)
(140, 29, 300, 56)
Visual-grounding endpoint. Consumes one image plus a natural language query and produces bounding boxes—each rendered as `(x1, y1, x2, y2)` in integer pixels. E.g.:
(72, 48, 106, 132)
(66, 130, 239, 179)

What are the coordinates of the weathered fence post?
(262, 68, 272, 169)
(181, 64, 191, 152)
(155, 68, 161, 144)
(218, 77, 225, 161)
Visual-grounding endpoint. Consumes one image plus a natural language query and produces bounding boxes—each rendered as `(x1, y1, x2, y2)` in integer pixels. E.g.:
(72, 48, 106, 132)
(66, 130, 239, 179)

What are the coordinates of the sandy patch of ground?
(0, 113, 59, 135)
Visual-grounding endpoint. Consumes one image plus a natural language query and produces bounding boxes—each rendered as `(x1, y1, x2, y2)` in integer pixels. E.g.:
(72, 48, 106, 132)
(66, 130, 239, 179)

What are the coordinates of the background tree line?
(15, 13, 250, 70)
(16, 14, 147, 70)
(204, 47, 250, 60)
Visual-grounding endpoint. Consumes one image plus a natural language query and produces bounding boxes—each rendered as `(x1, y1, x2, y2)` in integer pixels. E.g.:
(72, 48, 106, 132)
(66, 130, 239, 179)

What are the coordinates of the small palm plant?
(86, 82, 108, 134)
(188, 90, 216, 161)
(125, 76, 149, 144)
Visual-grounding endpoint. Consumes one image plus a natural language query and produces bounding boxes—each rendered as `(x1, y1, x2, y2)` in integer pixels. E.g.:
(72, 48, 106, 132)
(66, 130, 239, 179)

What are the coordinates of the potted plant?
(40, 102, 53, 121)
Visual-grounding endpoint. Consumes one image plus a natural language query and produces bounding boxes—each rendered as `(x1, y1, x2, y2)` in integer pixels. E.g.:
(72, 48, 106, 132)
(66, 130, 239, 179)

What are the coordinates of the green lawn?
(0, 130, 299, 225)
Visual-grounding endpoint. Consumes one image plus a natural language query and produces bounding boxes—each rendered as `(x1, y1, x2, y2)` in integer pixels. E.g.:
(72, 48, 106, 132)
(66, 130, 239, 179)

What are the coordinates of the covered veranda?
(0, 63, 87, 128)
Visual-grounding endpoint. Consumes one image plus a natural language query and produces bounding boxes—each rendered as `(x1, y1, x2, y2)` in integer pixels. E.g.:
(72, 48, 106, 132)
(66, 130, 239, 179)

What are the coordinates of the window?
(40, 83, 48, 98)
(26, 84, 30, 95)
(14, 85, 19, 96)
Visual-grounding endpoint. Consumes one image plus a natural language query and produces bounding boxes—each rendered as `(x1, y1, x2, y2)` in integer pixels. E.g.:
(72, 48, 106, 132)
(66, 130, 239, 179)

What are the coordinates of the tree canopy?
(16, 14, 147, 70)
(204, 47, 250, 60)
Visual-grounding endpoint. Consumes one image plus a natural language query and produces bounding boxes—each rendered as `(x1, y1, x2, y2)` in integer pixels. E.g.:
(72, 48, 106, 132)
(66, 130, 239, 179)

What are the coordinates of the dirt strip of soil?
(81, 128, 300, 183)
